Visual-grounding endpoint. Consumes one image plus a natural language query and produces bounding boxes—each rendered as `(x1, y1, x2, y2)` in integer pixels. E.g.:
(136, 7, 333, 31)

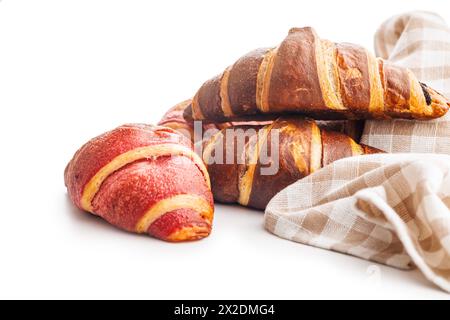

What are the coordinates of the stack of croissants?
(65, 27, 450, 242)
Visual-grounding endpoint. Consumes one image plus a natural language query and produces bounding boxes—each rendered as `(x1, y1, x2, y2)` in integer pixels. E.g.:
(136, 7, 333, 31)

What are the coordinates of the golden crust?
(368, 55, 385, 116)
(309, 121, 323, 173)
(425, 85, 450, 119)
(202, 117, 385, 210)
(349, 138, 364, 156)
(202, 129, 225, 165)
(408, 70, 429, 117)
(220, 67, 234, 117)
(167, 225, 212, 242)
(256, 48, 277, 113)
(316, 39, 345, 111)
(191, 27, 449, 121)
(191, 92, 205, 120)
(238, 122, 275, 206)
(135, 194, 213, 234)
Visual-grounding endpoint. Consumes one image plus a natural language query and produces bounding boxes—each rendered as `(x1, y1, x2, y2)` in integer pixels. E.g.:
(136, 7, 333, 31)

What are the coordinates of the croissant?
(186, 27, 450, 122)
(201, 117, 382, 210)
(64, 124, 214, 242)
(160, 99, 365, 142)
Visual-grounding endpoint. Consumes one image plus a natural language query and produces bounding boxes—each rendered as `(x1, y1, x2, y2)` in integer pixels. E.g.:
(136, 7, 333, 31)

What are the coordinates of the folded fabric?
(361, 11, 450, 153)
(265, 11, 450, 293)
(265, 153, 450, 292)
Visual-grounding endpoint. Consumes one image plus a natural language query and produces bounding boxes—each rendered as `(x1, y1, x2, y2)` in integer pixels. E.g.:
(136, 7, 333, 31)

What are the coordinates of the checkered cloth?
(361, 11, 450, 153)
(265, 12, 450, 293)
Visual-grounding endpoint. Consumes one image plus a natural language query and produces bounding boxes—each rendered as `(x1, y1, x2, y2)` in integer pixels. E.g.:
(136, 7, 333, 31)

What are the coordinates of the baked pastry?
(64, 124, 214, 242)
(202, 117, 382, 210)
(186, 27, 450, 122)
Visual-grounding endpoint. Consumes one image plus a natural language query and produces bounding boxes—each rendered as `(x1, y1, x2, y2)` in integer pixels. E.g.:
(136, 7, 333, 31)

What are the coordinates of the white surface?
(0, 0, 449, 299)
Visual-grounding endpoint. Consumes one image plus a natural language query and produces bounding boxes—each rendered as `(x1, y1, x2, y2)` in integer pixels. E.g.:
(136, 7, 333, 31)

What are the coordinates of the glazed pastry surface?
(65, 124, 214, 242)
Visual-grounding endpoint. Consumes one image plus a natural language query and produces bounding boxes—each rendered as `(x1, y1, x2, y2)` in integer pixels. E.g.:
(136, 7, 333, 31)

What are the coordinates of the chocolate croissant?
(201, 117, 382, 210)
(186, 27, 450, 122)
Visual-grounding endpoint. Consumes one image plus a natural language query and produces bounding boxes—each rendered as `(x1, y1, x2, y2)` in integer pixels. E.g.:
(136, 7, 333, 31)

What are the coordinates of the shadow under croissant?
(64, 189, 441, 292)
(63, 194, 168, 243)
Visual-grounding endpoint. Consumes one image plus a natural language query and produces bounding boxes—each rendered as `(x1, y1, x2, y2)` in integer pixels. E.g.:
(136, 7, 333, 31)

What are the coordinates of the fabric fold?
(265, 11, 450, 293)
(265, 154, 450, 292)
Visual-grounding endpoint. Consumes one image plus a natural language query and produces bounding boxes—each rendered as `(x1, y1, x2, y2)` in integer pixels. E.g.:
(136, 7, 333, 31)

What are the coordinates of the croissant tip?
(419, 82, 450, 116)
(165, 225, 212, 242)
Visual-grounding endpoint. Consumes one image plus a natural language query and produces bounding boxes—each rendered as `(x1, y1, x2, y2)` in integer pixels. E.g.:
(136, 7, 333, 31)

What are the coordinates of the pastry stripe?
(202, 129, 225, 165)
(81, 144, 211, 212)
(289, 121, 322, 175)
(315, 39, 346, 110)
(350, 138, 364, 156)
(367, 53, 385, 115)
(256, 48, 277, 113)
(407, 69, 430, 117)
(136, 194, 213, 233)
(335, 44, 372, 112)
(220, 67, 234, 117)
(238, 122, 276, 206)
(289, 139, 308, 175)
(309, 122, 323, 173)
(382, 62, 411, 113)
(191, 93, 205, 120)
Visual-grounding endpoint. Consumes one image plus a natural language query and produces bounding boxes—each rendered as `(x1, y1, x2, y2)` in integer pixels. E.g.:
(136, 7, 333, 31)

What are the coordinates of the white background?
(1, 0, 449, 299)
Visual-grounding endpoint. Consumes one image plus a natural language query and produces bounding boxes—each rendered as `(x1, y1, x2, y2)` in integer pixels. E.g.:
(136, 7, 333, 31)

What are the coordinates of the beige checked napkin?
(361, 11, 450, 153)
(265, 12, 450, 293)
